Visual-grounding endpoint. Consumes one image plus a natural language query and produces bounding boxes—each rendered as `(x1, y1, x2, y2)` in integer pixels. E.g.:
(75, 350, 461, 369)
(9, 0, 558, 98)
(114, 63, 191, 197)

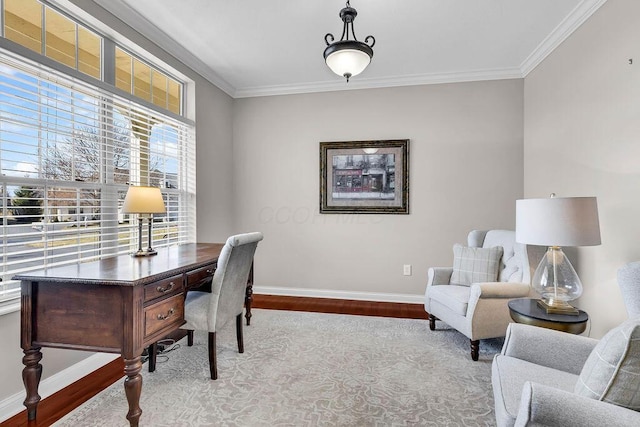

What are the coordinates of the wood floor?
(2, 295, 428, 427)
(252, 294, 428, 319)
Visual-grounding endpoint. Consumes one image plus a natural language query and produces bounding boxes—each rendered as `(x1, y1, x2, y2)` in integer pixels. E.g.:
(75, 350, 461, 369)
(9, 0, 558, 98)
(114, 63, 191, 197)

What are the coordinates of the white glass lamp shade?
(325, 48, 371, 78)
(516, 197, 601, 247)
(122, 186, 166, 214)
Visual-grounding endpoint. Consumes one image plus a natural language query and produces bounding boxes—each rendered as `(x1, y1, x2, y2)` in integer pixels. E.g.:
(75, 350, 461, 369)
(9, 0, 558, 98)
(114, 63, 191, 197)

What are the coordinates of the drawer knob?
(156, 308, 175, 321)
(156, 282, 175, 294)
(206, 269, 213, 274)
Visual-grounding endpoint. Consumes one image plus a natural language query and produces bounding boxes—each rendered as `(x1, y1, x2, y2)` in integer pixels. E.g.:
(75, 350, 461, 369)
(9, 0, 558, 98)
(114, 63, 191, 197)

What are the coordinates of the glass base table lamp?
(516, 194, 601, 315)
(122, 186, 166, 257)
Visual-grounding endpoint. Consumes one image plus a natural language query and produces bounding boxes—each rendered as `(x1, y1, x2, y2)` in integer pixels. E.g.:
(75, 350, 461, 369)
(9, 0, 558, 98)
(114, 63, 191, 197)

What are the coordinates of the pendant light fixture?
(323, 1, 375, 82)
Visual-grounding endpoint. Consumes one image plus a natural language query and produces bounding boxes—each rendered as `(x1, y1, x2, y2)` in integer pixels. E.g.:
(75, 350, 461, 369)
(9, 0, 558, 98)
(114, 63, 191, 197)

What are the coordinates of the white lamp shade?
(122, 186, 166, 214)
(516, 196, 601, 247)
(325, 48, 371, 77)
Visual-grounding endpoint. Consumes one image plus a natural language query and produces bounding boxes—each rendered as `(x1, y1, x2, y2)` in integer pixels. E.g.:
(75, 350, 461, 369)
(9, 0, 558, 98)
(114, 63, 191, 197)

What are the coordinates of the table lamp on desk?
(516, 194, 601, 315)
(122, 185, 166, 257)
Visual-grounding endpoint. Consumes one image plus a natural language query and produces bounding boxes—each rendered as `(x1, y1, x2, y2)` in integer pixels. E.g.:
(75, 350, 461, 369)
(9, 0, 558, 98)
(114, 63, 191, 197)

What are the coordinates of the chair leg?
(187, 330, 194, 346)
(470, 340, 479, 361)
(428, 314, 438, 331)
(208, 331, 218, 380)
(148, 342, 157, 372)
(236, 313, 244, 354)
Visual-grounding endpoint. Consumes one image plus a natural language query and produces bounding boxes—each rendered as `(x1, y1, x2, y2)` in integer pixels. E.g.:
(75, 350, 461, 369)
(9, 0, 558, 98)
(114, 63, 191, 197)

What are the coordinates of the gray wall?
(195, 75, 235, 243)
(231, 80, 524, 298)
(523, 0, 640, 338)
(0, 0, 234, 406)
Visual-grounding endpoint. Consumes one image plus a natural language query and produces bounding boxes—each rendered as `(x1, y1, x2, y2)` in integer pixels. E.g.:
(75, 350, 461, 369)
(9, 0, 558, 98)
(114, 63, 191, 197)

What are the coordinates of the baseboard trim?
(253, 286, 424, 304)
(0, 352, 120, 422)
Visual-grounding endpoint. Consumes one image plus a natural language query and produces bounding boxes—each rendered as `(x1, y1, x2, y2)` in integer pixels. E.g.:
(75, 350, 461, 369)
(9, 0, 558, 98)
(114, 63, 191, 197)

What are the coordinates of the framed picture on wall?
(319, 139, 409, 214)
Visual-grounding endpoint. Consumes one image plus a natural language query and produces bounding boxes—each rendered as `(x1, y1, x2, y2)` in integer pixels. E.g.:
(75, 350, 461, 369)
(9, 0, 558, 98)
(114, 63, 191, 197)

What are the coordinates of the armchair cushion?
(450, 244, 503, 286)
(575, 318, 640, 410)
(428, 285, 470, 316)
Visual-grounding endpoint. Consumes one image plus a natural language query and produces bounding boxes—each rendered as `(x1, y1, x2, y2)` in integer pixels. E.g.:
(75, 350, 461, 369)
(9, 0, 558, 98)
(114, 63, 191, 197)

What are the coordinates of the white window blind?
(0, 51, 196, 304)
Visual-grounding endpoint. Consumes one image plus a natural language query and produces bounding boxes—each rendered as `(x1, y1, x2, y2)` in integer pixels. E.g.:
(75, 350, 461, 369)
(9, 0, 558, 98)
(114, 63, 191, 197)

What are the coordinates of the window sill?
(0, 298, 20, 316)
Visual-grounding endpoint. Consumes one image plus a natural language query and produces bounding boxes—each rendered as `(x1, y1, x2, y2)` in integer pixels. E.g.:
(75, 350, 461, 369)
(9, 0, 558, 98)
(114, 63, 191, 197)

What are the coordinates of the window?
(0, 53, 196, 305)
(116, 47, 182, 115)
(2, 1, 183, 116)
(0, 2, 195, 308)
(3, 0, 102, 79)
(3, 0, 42, 54)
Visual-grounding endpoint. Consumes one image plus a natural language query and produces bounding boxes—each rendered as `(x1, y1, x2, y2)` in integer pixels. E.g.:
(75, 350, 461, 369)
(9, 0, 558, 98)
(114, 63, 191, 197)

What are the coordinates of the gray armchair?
(618, 261, 640, 318)
(492, 261, 640, 426)
(492, 322, 640, 426)
(424, 230, 543, 360)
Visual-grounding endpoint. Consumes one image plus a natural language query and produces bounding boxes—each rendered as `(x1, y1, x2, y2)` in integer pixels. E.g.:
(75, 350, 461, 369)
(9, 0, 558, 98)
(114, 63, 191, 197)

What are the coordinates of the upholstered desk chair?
(188, 232, 262, 379)
(151, 232, 263, 379)
(424, 230, 543, 360)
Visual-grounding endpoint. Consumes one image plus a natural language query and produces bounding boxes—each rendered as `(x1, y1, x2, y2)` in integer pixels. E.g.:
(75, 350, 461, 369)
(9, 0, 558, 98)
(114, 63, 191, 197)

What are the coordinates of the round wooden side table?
(508, 298, 589, 334)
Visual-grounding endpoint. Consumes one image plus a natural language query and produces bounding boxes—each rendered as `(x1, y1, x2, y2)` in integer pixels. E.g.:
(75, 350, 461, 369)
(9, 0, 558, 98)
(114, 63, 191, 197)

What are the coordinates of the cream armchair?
(424, 230, 542, 360)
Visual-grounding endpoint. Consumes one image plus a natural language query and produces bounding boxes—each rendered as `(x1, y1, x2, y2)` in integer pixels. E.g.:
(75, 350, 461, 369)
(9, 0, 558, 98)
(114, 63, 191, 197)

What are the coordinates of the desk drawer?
(144, 294, 184, 337)
(144, 274, 183, 302)
(186, 263, 215, 289)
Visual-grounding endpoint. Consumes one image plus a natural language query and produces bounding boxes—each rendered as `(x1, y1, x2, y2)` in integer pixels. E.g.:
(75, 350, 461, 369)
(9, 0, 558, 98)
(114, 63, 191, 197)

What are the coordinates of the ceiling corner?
(520, 0, 608, 77)
(91, 0, 236, 97)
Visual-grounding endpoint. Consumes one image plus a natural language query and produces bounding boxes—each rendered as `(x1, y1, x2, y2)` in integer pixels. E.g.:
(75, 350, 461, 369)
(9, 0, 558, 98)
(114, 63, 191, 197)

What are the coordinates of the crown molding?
(234, 67, 524, 98)
(88, 0, 606, 99)
(90, 0, 235, 97)
(520, 0, 608, 76)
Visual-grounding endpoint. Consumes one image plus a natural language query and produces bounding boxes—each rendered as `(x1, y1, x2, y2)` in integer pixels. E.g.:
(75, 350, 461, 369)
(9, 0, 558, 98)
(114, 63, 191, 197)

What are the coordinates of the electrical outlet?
(403, 264, 412, 276)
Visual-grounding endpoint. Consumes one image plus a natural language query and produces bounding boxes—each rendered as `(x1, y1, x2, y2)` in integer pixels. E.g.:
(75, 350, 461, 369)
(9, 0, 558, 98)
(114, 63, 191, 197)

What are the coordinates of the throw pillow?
(575, 318, 640, 411)
(450, 244, 503, 286)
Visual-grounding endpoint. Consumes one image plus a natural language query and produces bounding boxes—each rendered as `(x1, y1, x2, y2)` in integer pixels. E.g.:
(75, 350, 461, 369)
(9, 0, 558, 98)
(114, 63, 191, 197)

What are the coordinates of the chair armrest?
(427, 267, 453, 286)
(515, 382, 640, 427)
(502, 323, 598, 375)
(470, 282, 531, 299)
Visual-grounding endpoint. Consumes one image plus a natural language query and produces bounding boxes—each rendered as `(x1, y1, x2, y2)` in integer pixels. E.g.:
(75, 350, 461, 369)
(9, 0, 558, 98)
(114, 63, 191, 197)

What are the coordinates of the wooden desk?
(15, 243, 253, 427)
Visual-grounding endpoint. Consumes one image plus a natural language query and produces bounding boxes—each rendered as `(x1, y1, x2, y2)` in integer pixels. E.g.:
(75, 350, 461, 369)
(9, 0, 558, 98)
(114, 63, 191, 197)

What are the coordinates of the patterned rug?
(56, 309, 501, 426)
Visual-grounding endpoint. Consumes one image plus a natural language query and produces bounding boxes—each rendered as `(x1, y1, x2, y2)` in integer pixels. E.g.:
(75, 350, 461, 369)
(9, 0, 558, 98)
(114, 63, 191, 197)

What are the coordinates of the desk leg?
(124, 356, 143, 427)
(22, 347, 43, 420)
(245, 263, 254, 326)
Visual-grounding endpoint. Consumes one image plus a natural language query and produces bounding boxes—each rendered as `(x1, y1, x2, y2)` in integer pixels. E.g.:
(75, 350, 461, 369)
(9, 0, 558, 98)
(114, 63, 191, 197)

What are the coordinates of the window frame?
(0, 0, 196, 312)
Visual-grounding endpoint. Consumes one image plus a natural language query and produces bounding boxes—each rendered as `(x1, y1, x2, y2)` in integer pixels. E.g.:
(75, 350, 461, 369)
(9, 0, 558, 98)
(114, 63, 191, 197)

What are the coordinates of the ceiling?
(90, 0, 607, 98)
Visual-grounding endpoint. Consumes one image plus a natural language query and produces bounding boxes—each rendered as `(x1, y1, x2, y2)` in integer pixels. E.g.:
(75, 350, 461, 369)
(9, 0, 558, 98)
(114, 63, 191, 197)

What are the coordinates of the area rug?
(55, 309, 501, 426)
